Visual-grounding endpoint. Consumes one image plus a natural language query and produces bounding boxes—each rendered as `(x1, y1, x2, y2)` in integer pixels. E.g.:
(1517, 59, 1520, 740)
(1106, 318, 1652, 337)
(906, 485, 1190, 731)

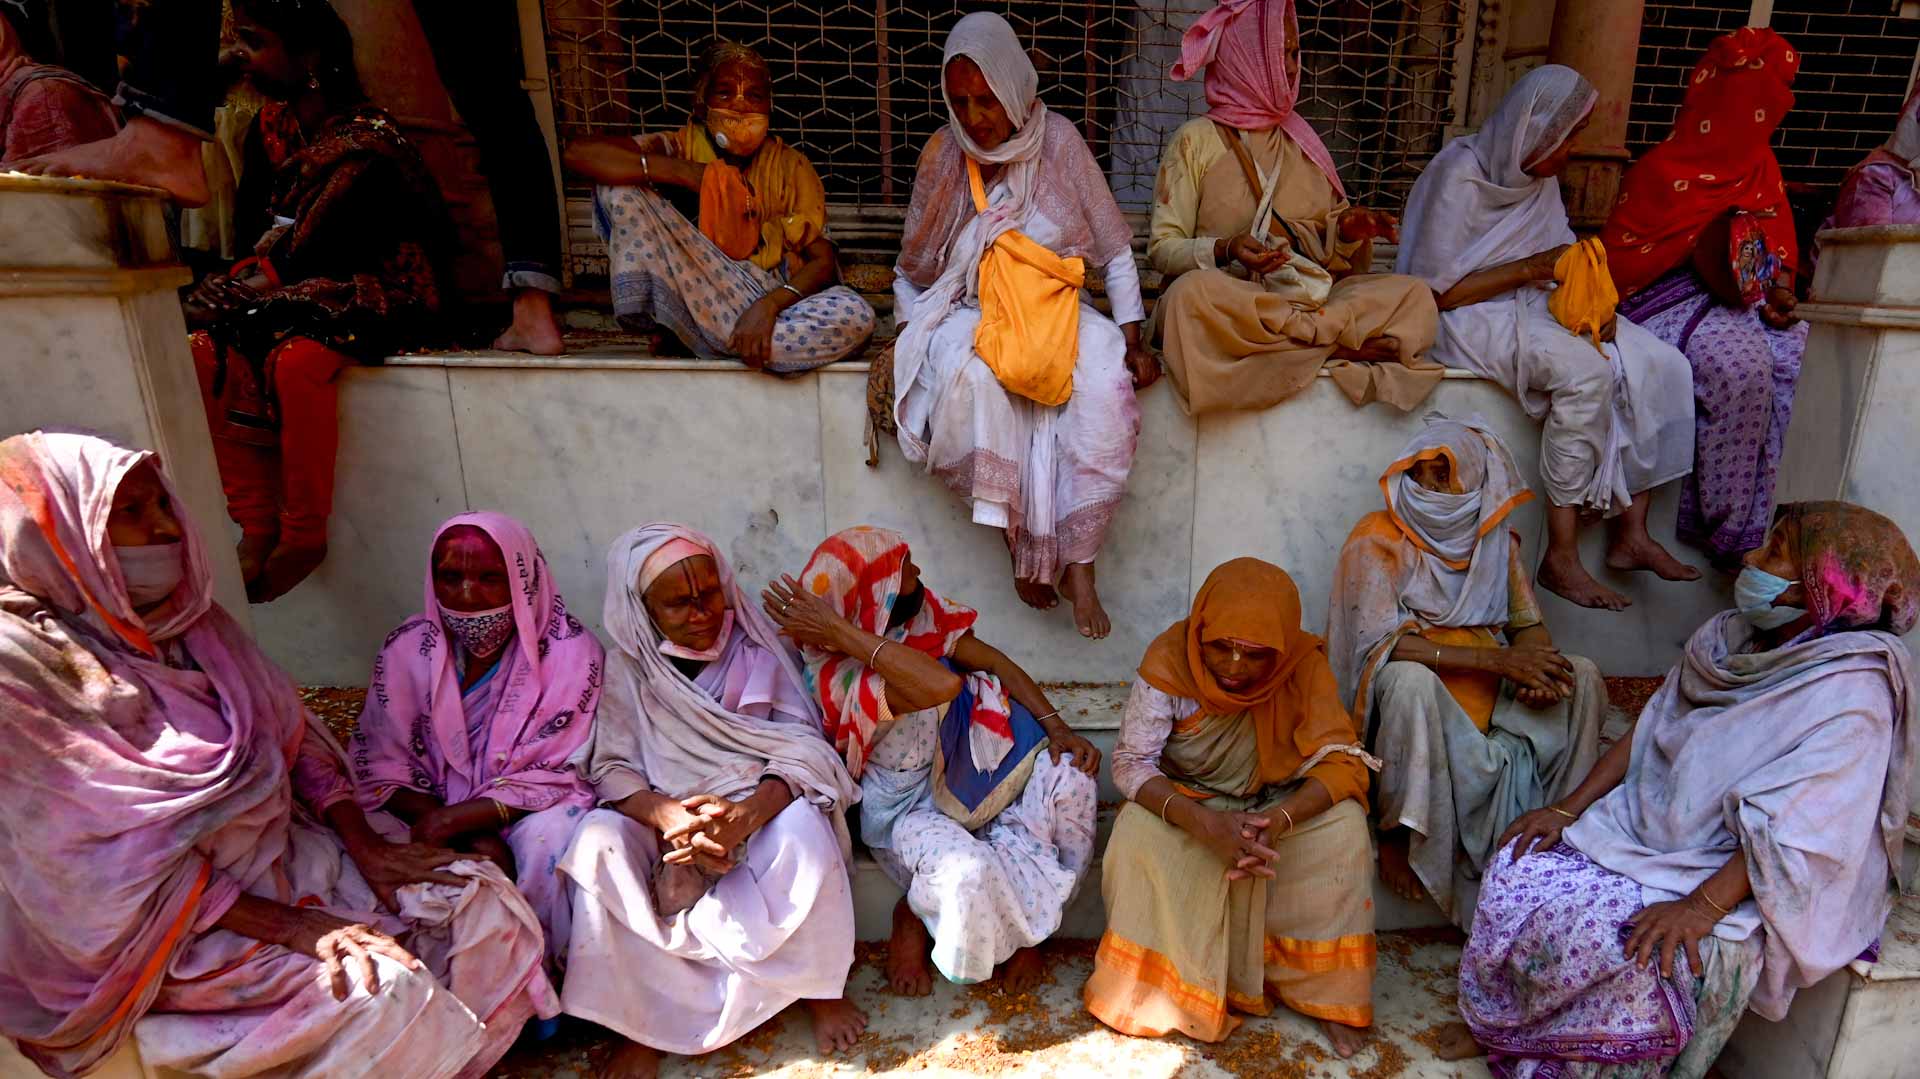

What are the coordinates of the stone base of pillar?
(0, 175, 252, 625)
(1559, 149, 1630, 231)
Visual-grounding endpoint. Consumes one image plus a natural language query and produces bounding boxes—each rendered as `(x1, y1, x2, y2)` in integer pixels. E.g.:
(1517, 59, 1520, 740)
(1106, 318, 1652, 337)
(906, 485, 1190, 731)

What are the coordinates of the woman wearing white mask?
(0, 432, 558, 1078)
(564, 40, 876, 373)
(1456, 500, 1919, 1074)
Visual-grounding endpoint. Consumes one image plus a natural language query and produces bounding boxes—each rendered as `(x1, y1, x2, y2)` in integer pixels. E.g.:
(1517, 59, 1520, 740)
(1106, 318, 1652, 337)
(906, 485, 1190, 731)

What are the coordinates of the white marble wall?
(255, 357, 1733, 686)
(0, 177, 251, 623)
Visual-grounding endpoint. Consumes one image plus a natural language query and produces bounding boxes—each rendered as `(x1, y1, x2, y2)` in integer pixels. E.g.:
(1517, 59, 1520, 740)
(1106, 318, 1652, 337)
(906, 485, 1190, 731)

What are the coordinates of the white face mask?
(1734, 565, 1807, 631)
(114, 543, 185, 607)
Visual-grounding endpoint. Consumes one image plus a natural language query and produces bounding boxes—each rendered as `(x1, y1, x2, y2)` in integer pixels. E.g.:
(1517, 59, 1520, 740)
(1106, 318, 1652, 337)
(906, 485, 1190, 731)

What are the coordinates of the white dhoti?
(556, 800, 856, 1055)
(1435, 289, 1694, 513)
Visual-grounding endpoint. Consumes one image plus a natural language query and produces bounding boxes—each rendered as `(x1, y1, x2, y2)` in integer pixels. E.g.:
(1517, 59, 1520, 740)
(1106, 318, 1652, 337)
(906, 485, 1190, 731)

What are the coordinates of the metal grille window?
(543, 0, 1472, 273)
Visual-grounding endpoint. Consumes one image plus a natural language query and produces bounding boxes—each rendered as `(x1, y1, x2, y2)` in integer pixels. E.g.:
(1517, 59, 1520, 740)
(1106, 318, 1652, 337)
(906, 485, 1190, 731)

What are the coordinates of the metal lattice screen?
(543, 0, 1471, 230)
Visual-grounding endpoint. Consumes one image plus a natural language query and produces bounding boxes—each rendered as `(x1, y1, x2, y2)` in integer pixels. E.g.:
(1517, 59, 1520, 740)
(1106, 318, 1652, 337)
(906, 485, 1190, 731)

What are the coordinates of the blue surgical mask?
(1734, 566, 1807, 630)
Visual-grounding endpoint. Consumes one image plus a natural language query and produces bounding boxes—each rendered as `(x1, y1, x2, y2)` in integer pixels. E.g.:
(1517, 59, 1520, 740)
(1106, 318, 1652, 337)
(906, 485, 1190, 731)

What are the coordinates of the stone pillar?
(0, 175, 251, 626)
(1546, 0, 1647, 228)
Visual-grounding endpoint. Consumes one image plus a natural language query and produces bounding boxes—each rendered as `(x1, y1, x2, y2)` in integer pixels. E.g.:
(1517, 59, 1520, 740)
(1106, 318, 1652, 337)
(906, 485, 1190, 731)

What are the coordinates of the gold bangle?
(1698, 890, 1732, 917)
(1158, 791, 1179, 821)
(1434, 644, 1442, 665)
(1547, 805, 1578, 821)
(1277, 806, 1296, 833)
(869, 638, 887, 667)
(495, 800, 512, 827)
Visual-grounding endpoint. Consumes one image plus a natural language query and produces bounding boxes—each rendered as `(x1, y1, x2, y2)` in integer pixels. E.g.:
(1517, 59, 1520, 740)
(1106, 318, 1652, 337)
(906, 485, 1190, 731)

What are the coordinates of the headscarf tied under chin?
(0, 430, 215, 652)
(1138, 558, 1379, 801)
(1379, 418, 1533, 628)
(1778, 501, 1920, 638)
(351, 511, 601, 815)
(1171, 0, 1344, 198)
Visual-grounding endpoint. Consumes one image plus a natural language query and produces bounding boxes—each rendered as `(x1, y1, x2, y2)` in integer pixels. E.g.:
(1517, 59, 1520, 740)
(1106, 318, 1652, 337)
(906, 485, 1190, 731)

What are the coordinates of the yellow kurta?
(1148, 117, 1441, 415)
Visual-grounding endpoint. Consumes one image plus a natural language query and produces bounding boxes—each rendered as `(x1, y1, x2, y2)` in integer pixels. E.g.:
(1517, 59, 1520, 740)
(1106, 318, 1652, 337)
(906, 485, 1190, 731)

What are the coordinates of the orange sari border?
(25, 860, 212, 1054)
(1087, 932, 1235, 1040)
(1263, 932, 1378, 975)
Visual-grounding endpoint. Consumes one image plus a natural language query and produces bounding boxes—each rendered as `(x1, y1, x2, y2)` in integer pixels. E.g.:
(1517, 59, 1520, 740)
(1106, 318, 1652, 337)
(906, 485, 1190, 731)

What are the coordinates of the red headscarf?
(1601, 27, 1800, 297)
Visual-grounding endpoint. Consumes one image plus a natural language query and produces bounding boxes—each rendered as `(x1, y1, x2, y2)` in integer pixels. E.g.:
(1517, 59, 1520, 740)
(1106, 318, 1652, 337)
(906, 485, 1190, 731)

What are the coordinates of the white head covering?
(890, 13, 1053, 445)
(1396, 64, 1597, 293)
(1883, 82, 1920, 173)
(1384, 417, 1532, 629)
(574, 523, 858, 851)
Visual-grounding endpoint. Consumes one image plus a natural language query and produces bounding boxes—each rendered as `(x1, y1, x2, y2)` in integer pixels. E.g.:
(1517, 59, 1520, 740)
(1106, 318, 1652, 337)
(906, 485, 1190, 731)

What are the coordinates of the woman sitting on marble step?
(349, 511, 603, 973)
(1328, 418, 1602, 930)
(1148, 0, 1440, 418)
(1087, 558, 1381, 1060)
(888, 12, 1156, 639)
(1603, 27, 1808, 569)
(1397, 64, 1698, 612)
(1456, 500, 1919, 1077)
(0, 431, 557, 1079)
(563, 39, 875, 373)
(186, 0, 454, 604)
(559, 524, 865, 1079)
(769, 525, 1101, 1000)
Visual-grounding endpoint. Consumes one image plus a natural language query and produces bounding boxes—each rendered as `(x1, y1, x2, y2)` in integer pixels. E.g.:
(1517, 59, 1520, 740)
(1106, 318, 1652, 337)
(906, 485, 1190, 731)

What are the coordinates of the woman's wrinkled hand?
(1625, 896, 1723, 978)
(1490, 643, 1575, 700)
(1524, 244, 1572, 283)
(1225, 232, 1294, 276)
(670, 793, 760, 853)
(1042, 725, 1102, 777)
(183, 274, 262, 328)
(727, 294, 782, 369)
(346, 838, 466, 912)
(1759, 284, 1798, 330)
(279, 908, 422, 1001)
(762, 574, 852, 653)
(1124, 338, 1161, 391)
(1189, 806, 1278, 880)
(1340, 207, 1400, 244)
(1498, 805, 1574, 863)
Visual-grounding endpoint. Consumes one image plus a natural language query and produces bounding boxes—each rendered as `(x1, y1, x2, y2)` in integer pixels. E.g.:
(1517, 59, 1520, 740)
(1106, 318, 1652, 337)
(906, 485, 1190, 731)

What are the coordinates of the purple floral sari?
(1618, 268, 1807, 562)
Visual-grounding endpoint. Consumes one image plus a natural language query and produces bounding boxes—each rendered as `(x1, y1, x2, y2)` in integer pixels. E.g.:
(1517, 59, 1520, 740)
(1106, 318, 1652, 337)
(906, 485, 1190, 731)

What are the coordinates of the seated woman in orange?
(187, 0, 452, 601)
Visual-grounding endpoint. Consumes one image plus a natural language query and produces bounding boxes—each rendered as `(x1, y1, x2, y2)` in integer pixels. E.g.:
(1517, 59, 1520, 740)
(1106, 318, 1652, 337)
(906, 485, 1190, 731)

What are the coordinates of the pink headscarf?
(1172, 0, 1345, 198)
(351, 511, 602, 816)
(0, 432, 352, 1075)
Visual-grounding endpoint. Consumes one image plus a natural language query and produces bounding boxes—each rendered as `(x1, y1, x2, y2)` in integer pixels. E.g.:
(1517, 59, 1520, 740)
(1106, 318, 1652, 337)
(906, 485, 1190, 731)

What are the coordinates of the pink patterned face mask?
(441, 603, 514, 659)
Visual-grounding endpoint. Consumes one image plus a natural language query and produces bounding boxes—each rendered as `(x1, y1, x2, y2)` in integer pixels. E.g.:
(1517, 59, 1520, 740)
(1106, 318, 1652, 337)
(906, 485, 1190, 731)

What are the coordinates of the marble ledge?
(384, 350, 1492, 379)
(1796, 301, 1920, 331)
(1813, 223, 1920, 247)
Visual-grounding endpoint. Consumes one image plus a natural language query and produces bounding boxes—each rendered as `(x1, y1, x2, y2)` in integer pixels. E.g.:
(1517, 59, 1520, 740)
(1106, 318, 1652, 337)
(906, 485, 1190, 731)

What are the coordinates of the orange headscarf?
(1138, 558, 1371, 805)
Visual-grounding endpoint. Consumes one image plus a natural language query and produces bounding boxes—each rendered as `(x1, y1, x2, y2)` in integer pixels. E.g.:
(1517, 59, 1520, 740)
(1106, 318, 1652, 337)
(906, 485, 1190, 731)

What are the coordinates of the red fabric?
(1601, 27, 1800, 297)
(192, 333, 350, 548)
(0, 56, 118, 164)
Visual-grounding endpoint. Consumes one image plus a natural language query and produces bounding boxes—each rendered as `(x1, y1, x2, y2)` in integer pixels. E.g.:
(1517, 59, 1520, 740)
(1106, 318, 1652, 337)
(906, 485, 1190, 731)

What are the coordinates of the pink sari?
(0, 432, 555, 1078)
(352, 512, 602, 963)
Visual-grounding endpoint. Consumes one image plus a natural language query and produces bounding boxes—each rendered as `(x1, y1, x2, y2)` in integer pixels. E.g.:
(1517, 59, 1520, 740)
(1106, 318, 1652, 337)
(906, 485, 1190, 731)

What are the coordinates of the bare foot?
(235, 532, 276, 588)
(886, 897, 934, 996)
(1007, 534, 1058, 611)
(249, 542, 326, 603)
(1058, 561, 1111, 639)
(492, 289, 565, 356)
(999, 946, 1046, 995)
(806, 997, 868, 1054)
(1431, 1021, 1485, 1061)
(1537, 550, 1630, 611)
(597, 1038, 662, 1079)
(1330, 336, 1400, 363)
(1605, 535, 1702, 582)
(645, 330, 692, 358)
(13, 118, 210, 206)
(1376, 829, 1428, 903)
(1320, 1018, 1370, 1059)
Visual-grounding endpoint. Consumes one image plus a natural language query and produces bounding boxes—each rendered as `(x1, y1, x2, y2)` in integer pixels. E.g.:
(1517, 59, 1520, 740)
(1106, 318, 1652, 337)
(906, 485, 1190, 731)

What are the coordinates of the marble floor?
(490, 929, 1490, 1079)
